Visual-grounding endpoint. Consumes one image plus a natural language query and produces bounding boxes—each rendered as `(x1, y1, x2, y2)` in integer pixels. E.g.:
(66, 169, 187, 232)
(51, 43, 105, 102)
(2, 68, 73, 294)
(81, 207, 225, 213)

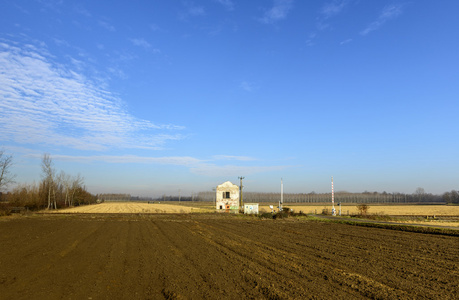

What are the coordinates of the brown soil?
(0, 214, 457, 299)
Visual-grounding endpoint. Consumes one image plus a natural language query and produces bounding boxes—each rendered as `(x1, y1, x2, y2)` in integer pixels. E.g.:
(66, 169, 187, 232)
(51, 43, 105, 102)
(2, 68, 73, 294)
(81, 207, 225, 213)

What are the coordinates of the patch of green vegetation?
(259, 212, 274, 219)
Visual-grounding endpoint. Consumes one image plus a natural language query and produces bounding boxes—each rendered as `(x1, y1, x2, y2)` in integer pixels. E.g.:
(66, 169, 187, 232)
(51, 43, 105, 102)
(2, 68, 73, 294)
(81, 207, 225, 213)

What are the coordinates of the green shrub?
(357, 204, 369, 216)
(273, 211, 289, 219)
(259, 212, 274, 219)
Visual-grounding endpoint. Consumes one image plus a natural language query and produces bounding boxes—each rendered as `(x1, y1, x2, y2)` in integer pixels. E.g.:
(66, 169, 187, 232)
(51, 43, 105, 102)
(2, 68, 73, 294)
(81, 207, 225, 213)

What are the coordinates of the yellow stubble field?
(45, 202, 459, 227)
(48, 202, 212, 214)
(50, 202, 459, 216)
(259, 204, 459, 216)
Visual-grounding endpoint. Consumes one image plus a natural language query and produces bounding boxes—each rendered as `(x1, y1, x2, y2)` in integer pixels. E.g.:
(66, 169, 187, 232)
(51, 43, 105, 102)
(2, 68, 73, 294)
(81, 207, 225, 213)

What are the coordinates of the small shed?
(244, 203, 259, 215)
(216, 181, 240, 211)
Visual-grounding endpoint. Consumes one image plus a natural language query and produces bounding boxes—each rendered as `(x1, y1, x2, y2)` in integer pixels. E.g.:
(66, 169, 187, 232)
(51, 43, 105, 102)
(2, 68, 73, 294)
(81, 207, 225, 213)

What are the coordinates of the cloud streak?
(25, 152, 288, 177)
(0, 40, 183, 151)
(321, 0, 348, 19)
(240, 81, 258, 92)
(360, 4, 404, 36)
(306, 1, 349, 46)
(98, 20, 116, 32)
(130, 38, 151, 48)
(41, 154, 201, 165)
(260, 0, 293, 24)
(130, 38, 161, 53)
(214, 0, 234, 11)
(212, 155, 256, 161)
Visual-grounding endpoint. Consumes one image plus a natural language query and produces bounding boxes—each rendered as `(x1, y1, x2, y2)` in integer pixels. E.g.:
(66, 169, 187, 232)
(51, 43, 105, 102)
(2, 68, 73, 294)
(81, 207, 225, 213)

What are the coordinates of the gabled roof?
(217, 181, 238, 188)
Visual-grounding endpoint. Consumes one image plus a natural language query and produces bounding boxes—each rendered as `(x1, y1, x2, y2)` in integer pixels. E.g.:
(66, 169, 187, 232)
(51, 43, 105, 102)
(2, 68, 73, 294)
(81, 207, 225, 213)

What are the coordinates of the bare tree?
(58, 171, 72, 207)
(415, 187, 425, 202)
(0, 150, 15, 192)
(69, 174, 83, 207)
(41, 153, 55, 209)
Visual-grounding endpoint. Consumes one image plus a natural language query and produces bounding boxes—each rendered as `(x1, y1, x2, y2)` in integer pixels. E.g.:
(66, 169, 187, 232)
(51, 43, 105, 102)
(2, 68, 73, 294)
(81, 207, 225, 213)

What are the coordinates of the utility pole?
(280, 178, 283, 212)
(331, 176, 336, 216)
(238, 176, 244, 208)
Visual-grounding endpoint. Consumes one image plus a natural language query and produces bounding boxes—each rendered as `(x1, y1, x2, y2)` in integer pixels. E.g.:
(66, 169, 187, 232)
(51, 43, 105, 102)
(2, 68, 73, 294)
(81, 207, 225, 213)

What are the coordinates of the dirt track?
(0, 214, 457, 299)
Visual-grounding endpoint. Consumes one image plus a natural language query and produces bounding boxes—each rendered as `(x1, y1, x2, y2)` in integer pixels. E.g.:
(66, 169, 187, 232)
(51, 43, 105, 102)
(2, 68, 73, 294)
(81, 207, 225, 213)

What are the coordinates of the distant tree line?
(99, 193, 131, 202)
(147, 195, 194, 202)
(442, 190, 459, 204)
(192, 189, 446, 204)
(0, 153, 96, 214)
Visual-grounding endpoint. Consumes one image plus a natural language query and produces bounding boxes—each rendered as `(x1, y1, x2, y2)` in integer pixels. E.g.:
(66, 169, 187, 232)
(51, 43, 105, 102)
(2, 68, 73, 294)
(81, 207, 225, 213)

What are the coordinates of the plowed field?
(0, 214, 457, 299)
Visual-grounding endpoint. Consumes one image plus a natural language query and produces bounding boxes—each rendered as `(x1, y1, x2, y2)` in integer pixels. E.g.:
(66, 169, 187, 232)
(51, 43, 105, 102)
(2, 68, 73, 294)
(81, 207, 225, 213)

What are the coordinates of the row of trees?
(0, 151, 96, 211)
(41, 154, 88, 209)
(194, 190, 447, 204)
(6, 181, 95, 210)
(99, 194, 131, 202)
(443, 190, 459, 204)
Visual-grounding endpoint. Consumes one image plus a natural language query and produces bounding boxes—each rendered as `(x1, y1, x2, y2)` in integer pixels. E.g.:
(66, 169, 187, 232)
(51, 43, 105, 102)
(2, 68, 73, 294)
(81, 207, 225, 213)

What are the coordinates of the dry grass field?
(50, 202, 459, 216)
(259, 203, 459, 216)
(49, 202, 213, 214)
(46, 202, 459, 228)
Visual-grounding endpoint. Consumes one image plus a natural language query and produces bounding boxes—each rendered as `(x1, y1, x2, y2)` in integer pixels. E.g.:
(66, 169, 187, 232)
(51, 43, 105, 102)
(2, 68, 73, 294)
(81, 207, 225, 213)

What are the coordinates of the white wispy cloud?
(240, 81, 258, 92)
(98, 20, 115, 32)
(130, 38, 151, 48)
(130, 38, 161, 53)
(260, 0, 294, 24)
(39, 154, 201, 165)
(214, 0, 234, 11)
(27, 153, 255, 165)
(18, 147, 290, 179)
(73, 5, 92, 17)
(24, 152, 288, 177)
(149, 24, 163, 32)
(360, 4, 404, 36)
(212, 155, 256, 161)
(340, 38, 353, 45)
(37, 0, 63, 13)
(189, 6, 205, 16)
(0, 40, 183, 151)
(178, 3, 206, 21)
(317, 0, 349, 29)
(305, 32, 317, 47)
(184, 3, 206, 17)
(308, 0, 349, 46)
(321, 0, 348, 19)
(107, 67, 127, 79)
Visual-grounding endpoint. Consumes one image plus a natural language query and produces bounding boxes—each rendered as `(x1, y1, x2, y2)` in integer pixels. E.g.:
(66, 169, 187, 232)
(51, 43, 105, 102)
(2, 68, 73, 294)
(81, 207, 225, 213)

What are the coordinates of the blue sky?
(1, 0, 458, 197)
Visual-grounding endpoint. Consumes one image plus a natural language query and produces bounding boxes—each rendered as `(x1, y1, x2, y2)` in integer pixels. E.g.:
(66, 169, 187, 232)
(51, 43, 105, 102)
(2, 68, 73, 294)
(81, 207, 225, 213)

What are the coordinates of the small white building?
(244, 203, 259, 215)
(216, 181, 240, 211)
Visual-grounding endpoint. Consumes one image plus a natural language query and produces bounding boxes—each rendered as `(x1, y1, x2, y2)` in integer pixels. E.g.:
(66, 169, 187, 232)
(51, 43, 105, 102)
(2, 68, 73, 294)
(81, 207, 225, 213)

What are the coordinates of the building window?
(223, 191, 230, 199)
